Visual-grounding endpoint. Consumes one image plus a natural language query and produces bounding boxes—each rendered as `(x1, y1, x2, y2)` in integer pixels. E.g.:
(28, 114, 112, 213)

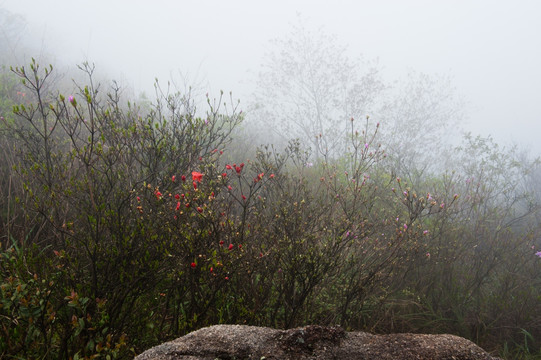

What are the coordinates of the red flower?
(136, 196, 141, 202)
(219, 240, 224, 246)
(192, 171, 203, 183)
(238, 244, 242, 249)
(228, 185, 233, 191)
(254, 173, 264, 183)
(193, 182, 198, 190)
(191, 262, 196, 268)
(176, 202, 181, 211)
(226, 164, 232, 170)
(185, 203, 190, 208)
(181, 175, 186, 182)
(175, 194, 180, 200)
(197, 206, 203, 213)
(235, 166, 241, 174)
(155, 191, 162, 199)
(242, 195, 246, 201)
(269, 174, 275, 179)
(171, 175, 176, 182)
(228, 243, 233, 250)
(222, 172, 227, 178)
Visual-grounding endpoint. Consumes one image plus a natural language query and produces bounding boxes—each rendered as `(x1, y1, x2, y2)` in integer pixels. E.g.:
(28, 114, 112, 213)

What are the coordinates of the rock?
(135, 324, 500, 360)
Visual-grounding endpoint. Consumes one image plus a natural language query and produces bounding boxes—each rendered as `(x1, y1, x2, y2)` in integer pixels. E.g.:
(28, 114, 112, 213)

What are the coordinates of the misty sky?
(2, 0, 540, 154)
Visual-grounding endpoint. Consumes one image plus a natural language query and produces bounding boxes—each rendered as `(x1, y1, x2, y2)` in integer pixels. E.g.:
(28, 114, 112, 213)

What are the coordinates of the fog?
(2, 0, 540, 154)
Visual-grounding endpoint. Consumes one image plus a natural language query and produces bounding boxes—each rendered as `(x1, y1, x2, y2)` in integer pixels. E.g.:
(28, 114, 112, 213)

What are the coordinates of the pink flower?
(535, 251, 541, 258)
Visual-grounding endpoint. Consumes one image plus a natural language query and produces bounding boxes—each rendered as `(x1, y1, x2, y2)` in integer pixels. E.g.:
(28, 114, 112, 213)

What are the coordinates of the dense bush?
(1, 60, 541, 359)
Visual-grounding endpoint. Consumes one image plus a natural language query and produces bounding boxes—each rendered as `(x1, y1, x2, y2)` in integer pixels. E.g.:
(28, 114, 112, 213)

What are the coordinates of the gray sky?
(2, 0, 540, 154)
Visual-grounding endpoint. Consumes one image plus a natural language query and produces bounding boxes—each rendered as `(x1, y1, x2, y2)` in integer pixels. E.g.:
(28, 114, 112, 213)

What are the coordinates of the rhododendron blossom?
(192, 171, 203, 182)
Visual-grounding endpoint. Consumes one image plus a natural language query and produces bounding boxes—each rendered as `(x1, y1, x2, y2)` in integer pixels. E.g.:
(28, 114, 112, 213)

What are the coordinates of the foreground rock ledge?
(135, 324, 500, 360)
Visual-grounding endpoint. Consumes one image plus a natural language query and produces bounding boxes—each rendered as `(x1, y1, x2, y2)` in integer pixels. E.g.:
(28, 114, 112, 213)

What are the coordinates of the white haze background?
(2, 0, 540, 154)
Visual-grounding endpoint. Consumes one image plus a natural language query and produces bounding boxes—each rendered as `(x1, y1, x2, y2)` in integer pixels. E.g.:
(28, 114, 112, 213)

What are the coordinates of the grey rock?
(135, 324, 500, 360)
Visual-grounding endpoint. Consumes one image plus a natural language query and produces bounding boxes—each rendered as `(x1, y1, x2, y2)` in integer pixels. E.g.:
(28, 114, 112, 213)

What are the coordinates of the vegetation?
(0, 59, 540, 360)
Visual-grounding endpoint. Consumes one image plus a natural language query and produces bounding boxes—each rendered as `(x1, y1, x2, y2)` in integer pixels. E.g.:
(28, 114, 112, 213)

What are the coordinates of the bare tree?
(378, 71, 466, 180)
(251, 21, 384, 159)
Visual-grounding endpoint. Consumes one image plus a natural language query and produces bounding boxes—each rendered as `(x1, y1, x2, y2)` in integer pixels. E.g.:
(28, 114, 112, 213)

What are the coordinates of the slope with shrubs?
(1, 61, 540, 359)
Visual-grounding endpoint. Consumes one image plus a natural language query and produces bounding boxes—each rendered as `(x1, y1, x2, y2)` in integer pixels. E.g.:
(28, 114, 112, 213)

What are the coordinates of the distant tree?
(251, 21, 385, 160)
(378, 71, 465, 181)
(0, 7, 28, 64)
(251, 21, 465, 175)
